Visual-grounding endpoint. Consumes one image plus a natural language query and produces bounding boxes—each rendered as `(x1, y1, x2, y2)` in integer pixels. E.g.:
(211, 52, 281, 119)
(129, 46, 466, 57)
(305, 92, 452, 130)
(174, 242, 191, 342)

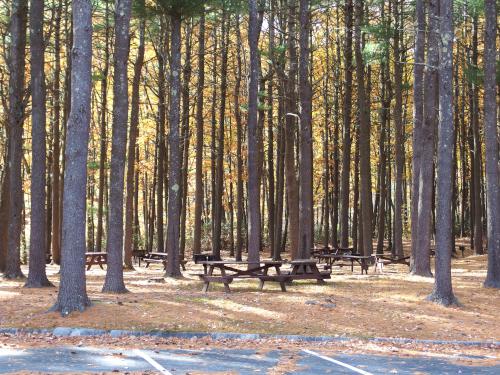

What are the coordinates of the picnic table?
(197, 260, 288, 293)
(319, 253, 372, 274)
(144, 252, 187, 271)
(372, 253, 410, 273)
(286, 259, 331, 284)
(85, 252, 107, 270)
(132, 249, 147, 266)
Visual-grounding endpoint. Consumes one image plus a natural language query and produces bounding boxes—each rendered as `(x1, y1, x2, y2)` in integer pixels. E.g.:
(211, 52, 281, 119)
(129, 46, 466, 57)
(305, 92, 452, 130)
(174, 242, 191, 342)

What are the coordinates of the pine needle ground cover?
(1, 252, 498, 344)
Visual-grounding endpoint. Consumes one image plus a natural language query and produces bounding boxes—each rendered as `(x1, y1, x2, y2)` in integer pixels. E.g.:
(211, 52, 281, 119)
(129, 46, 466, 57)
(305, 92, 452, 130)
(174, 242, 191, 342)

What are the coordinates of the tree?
(25, 0, 53, 287)
(392, 0, 404, 258)
(102, 0, 133, 293)
(51, 0, 63, 266)
(96, 0, 111, 253)
(284, 0, 300, 259)
(124, 6, 146, 269)
(193, 9, 205, 256)
(483, 0, 500, 288)
(339, 0, 353, 249)
(247, 0, 263, 263)
(4, 0, 28, 280)
(298, 0, 312, 259)
(354, 0, 372, 257)
(51, 0, 93, 315)
(427, 0, 457, 306)
(414, 0, 437, 277)
(411, 0, 425, 272)
(165, 9, 184, 277)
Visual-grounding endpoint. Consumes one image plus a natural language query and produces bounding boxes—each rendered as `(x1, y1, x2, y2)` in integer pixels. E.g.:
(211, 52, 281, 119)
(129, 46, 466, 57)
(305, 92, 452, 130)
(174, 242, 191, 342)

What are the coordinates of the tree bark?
(414, 0, 437, 277)
(102, 0, 132, 293)
(25, 0, 53, 287)
(96, 1, 110, 253)
(354, 0, 373, 257)
(4, 0, 28, 279)
(284, 0, 300, 259)
(339, 0, 354, 248)
(483, 0, 500, 288)
(52, 0, 92, 315)
(124, 12, 145, 269)
(247, 0, 262, 264)
(393, 0, 404, 258)
(298, 0, 313, 259)
(193, 10, 205, 256)
(165, 14, 183, 277)
(51, 0, 63, 265)
(427, 0, 457, 305)
(411, 0, 425, 272)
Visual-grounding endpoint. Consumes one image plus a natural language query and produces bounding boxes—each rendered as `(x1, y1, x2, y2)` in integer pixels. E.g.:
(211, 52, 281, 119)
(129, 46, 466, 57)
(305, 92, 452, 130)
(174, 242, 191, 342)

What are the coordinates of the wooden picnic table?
(197, 260, 287, 293)
(85, 252, 107, 270)
(286, 259, 331, 284)
(319, 253, 372, 274)
(132, 249, 147, 266)
(372, 253, 410, 273)
(144, 252, 187, 271)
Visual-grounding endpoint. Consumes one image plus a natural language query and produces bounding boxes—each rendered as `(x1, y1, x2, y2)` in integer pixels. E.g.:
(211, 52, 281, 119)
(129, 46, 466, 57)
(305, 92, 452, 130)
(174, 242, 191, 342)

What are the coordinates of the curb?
(0, 327, 498, 347)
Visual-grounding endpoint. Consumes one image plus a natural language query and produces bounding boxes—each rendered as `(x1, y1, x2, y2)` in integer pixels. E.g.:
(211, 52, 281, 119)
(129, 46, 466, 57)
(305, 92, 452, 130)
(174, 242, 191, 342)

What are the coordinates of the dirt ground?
(0, 243, 499, 345)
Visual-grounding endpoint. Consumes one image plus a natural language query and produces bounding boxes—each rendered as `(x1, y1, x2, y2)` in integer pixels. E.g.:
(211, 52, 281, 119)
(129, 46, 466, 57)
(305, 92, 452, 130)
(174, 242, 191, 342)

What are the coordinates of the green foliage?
(152, 0, 207, 18)
(361, 22, 393, 65)
(463, 62, 484, 85)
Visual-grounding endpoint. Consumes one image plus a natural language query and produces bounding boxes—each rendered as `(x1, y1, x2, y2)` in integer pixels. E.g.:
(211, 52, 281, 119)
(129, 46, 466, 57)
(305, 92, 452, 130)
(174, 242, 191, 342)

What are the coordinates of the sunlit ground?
(0, 240, 499, 342)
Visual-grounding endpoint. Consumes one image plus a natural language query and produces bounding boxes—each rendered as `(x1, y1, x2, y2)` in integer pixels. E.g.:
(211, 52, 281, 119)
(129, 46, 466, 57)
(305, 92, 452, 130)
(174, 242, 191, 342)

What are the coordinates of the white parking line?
(303, 349, 374, 375)
(133, 349, 173, 375)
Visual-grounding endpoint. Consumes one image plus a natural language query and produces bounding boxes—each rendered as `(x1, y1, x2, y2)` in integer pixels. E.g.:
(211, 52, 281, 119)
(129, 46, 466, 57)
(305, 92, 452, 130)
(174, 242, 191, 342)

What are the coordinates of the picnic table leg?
(258, 267, 269, 290)
(275, 265, 287, 291)
(312, 265, 326, 284)
(220, 267, 231, 293)
(202, 265, 214, 293)
(351, 259, 354, 273)
(98, 257, 105, 270)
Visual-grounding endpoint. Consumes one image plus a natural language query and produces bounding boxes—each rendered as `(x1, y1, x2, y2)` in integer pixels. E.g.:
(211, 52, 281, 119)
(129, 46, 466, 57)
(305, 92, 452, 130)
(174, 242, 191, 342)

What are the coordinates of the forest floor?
(0, 242, 499, 346)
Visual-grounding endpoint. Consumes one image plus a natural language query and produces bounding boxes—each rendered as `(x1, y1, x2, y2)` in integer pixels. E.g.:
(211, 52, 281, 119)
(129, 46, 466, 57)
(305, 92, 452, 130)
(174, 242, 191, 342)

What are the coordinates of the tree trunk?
(102, 0, 132, 293)
(235, 15, 244, 261)
(4, 0, 28, 279)
(411, 0, 425, 272)
(247, 0, 262, 264)
(483, 0, 500, 288)
(284, 0, 300, 259)
(165, 14, 183, 277)
(354, 0, 372, 257)
(96, 1, 110, 253)
(25, 0, 53, 287)
(414, 0, 437, 277)
(212, 9, 229, 260)
(193, 11, 205, 256)
(179, 22, 192, 262)
(156, 26, 167, 254)
(339, 0, 354, 248)
(51, 0, 63, 265)
(298, 0, 313, 259)
(124, 12, 145, 269)
(52, 0, 92, 315)
(428, 0, 457, 305)
(393, 0, 404, 258)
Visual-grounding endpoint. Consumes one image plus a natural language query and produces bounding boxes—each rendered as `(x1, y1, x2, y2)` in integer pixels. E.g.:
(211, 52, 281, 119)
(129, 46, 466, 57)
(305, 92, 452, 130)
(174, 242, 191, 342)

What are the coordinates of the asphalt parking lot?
(0, 346, 499, 374)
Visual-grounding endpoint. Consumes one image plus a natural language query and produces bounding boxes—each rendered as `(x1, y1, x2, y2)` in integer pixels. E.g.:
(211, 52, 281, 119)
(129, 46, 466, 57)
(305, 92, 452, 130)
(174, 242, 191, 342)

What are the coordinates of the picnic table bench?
(85, 252, 107, 270)
(197, 260, 288, 293)
(144, 252, 187, 271)
(284, 259, 331, 284)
